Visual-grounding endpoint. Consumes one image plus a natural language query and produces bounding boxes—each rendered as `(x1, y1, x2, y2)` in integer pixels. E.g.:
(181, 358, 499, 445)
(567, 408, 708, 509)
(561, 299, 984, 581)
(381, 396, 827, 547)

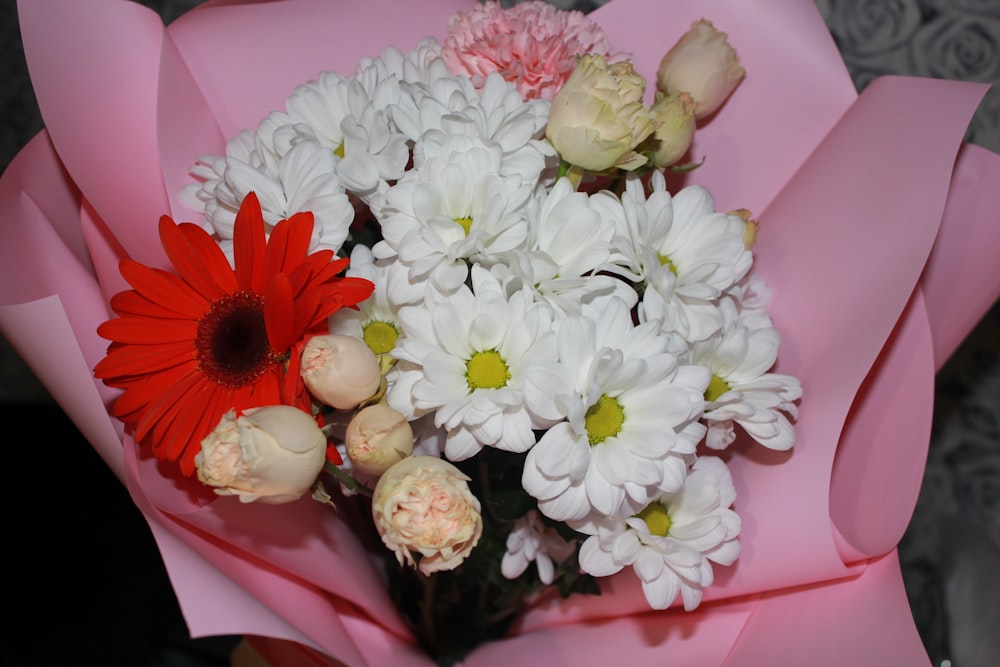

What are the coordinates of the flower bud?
(730, 208, 760, 249)
(301, 334, 382, 410)
(345, 403, 414, 477)
(546, 53, 657, 172)
(650, 92, 697, 168)
(372, 456, 483, 575)
(656, 19, 745, 119)
(195, 406, 327, 504)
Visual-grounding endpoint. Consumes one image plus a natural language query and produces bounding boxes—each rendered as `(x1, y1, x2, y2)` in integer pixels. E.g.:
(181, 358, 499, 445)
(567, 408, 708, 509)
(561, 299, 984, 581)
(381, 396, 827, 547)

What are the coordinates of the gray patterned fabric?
(1, 0, 997, 665)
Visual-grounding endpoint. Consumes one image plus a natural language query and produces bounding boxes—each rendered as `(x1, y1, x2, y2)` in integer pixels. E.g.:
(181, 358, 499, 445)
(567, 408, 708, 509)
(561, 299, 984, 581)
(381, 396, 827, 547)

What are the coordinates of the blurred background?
(2, 0, 998, 665)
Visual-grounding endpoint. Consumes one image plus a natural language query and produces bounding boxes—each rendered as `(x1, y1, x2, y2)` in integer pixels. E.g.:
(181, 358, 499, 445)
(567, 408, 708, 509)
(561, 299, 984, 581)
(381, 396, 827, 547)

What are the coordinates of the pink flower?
(441, 0, 614, 100)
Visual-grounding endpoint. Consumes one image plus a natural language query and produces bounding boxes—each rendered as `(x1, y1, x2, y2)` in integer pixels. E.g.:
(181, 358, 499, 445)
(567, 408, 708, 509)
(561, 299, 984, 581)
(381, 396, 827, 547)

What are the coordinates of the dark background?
(2, 1, 999, 666)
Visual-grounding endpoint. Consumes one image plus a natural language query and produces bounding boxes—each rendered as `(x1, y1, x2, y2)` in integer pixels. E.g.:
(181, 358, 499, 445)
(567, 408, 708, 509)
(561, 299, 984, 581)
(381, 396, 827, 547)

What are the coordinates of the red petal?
(264, 273, 296, 353)
(119, 260, 209, 316)
(98, 317, 197, 345)
(265, 212, 314, 277)
(158, 217, 232, 301)
(177, 222, 239, 293)
(94, 343, 195, 379)
(233, 193, 267, 293)
(110, 289, 203, 320)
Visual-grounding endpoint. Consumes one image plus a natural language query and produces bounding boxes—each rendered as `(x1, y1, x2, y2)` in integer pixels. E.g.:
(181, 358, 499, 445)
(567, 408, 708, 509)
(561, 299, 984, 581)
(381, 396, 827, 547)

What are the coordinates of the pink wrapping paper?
(3, 0, 999, 664)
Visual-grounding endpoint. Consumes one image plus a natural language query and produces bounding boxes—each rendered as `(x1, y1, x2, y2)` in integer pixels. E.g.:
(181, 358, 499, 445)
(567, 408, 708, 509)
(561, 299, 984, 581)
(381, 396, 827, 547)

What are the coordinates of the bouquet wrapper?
(3, 0, 998, 664)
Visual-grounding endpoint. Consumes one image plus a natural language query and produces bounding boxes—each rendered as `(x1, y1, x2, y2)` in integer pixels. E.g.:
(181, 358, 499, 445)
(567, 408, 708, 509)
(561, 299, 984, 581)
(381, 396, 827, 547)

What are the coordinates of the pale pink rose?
(195, 406, 328, 504)
(650, 92, 697, 168)
(441, 0, 614, 100)
(546, 54, 657, 172)
(372, 456, 483, 575)
(300, 334, 382, 410)
(344, 403, 414, 477)
(656, 19, 746, 119)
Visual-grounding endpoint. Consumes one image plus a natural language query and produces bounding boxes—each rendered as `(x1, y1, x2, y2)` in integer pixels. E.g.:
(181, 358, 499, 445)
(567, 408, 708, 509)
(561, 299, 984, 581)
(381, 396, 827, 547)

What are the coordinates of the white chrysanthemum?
(386, 266, 559, 461)
(692, 299, 802, 451)
(194, 140, 354, 258)
(577, 456, 741, 611)
(487, 177, 638, 316)
(501, 510, 576, 585)
(392, 71, 555, 189)
(603, 171, 753, 343)
(363, 38, 452, 87)
(373, 134, 531, 294)
(281, 63, 411, 205)
(328, 245, 423, 358)
(521, 298, 710, 526)
(182, 128, 258, 223)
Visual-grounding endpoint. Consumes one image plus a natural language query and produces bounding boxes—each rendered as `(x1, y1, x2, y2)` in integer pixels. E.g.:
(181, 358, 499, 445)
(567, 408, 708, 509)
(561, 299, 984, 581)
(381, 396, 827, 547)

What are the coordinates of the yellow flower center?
(657, 252, 678, 275)
(466, 350, 510, 390)
(635, 501, 672, 537)
(705, 374, 730, 403)
(585, 394, 625, 445)
(454, 216, 473, 236)
(363, 321, 399, 355)
(334, 143, 345, 159)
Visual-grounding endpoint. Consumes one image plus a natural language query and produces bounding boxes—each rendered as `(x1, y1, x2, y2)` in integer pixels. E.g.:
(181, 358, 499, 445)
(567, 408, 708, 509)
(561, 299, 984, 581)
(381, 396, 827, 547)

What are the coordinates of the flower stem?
(323, 462, 373, 497)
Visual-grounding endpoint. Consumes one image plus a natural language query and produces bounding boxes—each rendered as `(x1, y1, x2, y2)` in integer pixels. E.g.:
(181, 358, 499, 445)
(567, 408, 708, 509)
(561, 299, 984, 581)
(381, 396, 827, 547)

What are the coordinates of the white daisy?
(577, 455, 741, 611)
(486, 177, 638, 317)
(192, 139, 354, 258)
(501, 510, 576, 585)
(392, 71, 555, 189)
(328, 245, 424, 359)
(603, 171, 753, 343)
(362, 38, 452, 87)
(282, 63, 410, 205)
(520, 297, 710, 525)
(386, 266, 559, 461)
(373, 134, 531, 294)
(692, 298, 803, 451)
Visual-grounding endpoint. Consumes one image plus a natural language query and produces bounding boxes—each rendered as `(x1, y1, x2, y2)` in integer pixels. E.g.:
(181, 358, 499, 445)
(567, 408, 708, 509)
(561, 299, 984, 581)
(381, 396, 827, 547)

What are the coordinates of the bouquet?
(3, 0, 999, 665)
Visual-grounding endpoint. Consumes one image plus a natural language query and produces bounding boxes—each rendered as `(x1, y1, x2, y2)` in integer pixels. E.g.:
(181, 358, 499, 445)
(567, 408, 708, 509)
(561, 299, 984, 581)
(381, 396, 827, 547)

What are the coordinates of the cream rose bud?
(195, 406, 328, 504)
(345, 403, 414, 477)
(545, 53, 657, 172)
(301, 334, 382, 410)
(372, 456, 483, 575)
(650, 92, 697, 168)
(657, 19, 745, 119)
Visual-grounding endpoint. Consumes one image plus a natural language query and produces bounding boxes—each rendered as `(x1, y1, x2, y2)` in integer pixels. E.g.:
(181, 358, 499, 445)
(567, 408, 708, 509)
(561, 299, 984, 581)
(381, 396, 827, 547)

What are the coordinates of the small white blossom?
(521, 298, 709, 526)
(603, 171, 753, 343)
(387, 266, 559, 461)
(374, 134, 532, 294)
(577, 456, 741, 611)
(501, 510, 576, 585)
(693, 298, 802, 450)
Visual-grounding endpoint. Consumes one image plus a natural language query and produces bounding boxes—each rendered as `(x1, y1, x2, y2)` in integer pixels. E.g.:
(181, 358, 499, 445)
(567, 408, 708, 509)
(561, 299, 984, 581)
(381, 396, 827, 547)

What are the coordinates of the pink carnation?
(441, 0, 615, 100)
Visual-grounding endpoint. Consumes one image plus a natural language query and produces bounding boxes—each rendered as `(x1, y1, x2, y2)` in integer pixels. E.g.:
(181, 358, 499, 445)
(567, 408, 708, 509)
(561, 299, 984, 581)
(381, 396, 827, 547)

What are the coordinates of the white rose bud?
(195, 406, 327, 504)
(650, 92, 697, 168)
(546, 53, 657, 172)
(656, 19, 745, 119)
(372, 456, 483, 575)
(301, 333, 382, 410)
(345, 403, 414, 477)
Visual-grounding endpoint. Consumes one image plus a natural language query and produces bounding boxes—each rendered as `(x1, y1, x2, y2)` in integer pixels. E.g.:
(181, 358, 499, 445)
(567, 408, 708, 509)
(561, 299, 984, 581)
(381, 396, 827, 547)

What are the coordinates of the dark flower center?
(196, 292, 274, 387)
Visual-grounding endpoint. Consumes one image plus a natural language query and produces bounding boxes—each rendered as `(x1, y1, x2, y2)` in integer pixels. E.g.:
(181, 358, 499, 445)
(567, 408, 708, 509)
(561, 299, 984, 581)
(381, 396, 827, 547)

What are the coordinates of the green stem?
(324, 462, 373, 498)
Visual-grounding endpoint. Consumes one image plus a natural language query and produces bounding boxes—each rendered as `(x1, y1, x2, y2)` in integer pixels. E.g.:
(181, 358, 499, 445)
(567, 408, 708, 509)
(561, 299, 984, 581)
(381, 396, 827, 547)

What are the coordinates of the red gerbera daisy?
(94, 192, 374, 476)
